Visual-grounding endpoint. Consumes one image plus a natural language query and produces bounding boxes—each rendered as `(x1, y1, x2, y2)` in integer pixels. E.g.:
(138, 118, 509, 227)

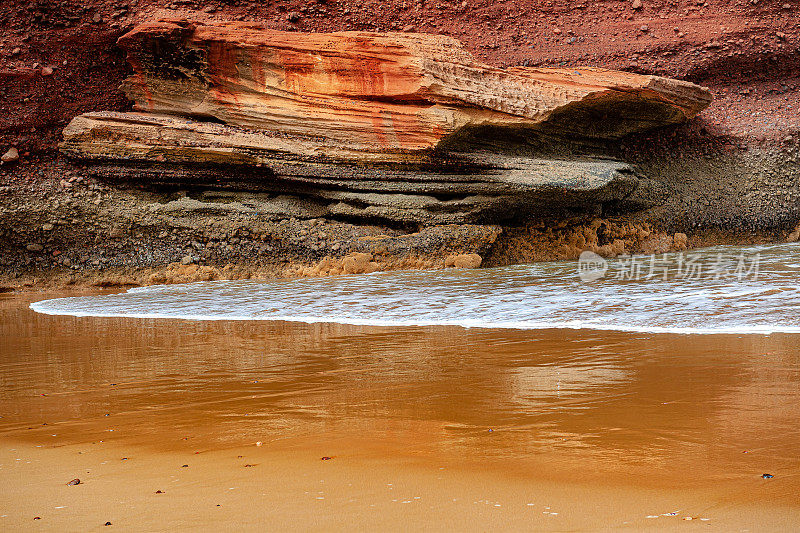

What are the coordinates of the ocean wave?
(29, 244, 800, 335)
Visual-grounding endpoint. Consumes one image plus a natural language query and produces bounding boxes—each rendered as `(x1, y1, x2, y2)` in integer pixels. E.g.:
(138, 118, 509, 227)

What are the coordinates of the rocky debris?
(484, 218, 696, 266)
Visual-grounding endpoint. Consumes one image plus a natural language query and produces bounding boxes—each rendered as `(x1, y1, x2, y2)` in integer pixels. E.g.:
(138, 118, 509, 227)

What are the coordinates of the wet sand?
(2, 293, 800, 530)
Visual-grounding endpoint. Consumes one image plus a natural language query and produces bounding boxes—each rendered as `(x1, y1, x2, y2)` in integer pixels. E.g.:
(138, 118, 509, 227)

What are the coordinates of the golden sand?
(2, 293, 799, 530)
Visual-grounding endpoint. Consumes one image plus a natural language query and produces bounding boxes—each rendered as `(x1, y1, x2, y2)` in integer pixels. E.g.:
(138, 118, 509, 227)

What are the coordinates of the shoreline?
(2, 226, 794, 294)
(26, 299, 800, 337)
(1, 429, 797, 531)
(3, 295, 800, 531)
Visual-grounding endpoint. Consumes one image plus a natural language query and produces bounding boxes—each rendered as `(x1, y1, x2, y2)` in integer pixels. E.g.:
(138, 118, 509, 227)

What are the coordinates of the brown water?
(2, 292, 800, 530)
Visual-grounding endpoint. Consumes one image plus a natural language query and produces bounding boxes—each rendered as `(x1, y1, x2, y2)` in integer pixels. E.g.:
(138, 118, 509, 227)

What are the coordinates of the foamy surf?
(30, 243, 800, 335)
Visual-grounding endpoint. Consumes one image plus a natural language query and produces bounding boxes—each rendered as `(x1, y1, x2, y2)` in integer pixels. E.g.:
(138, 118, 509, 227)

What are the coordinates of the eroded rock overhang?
(60, 19, 713, 225)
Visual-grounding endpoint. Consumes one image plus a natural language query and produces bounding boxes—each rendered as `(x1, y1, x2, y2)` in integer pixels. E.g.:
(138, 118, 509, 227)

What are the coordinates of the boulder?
(60, 19, 713, 224)
(342, 252, 379, 274)
(445, 253, 482, 268)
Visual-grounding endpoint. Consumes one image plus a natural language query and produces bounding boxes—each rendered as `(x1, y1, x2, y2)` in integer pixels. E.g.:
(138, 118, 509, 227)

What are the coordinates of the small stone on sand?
(1, 147, 19, 163)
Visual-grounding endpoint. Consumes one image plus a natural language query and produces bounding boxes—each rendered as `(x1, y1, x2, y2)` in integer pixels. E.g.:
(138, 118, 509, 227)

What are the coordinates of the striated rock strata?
(60, 19, 712, 225)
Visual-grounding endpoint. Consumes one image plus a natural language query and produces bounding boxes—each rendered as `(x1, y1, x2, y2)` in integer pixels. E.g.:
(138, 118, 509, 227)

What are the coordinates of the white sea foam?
(30, 243, 800, 335)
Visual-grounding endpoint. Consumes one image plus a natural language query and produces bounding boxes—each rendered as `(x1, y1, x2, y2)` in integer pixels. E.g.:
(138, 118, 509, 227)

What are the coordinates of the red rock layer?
(115, 19, 712, 156)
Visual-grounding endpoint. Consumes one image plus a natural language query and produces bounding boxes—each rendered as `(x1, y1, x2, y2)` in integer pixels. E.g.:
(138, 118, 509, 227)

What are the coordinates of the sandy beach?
(2, 0, 798, 528)
(2, 437, 798, 531)
(2, 292, 800, 530)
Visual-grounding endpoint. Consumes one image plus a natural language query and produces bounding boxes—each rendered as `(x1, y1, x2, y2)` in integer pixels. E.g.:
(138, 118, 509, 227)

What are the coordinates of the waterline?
(30, 243, 800, 335)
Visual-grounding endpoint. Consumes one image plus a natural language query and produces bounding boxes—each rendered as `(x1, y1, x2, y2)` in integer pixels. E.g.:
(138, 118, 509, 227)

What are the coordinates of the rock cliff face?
(1, 0, 797, 291)
(112, 20, 710, 152)
(60, 19, 711, 225)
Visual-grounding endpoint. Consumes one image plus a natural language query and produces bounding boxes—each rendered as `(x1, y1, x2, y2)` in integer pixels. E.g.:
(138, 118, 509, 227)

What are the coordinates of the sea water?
(30, 243, 800, 334)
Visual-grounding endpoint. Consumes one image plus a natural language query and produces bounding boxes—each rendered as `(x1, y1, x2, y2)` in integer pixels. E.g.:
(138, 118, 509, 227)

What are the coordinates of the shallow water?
(3, 245, 800, 528)
(30, 243, 800, 334)
(4, 288, 800, 494)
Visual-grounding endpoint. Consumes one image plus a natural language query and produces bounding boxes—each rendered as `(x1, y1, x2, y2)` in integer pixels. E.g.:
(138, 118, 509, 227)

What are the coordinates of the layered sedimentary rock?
(61, 19, 713, 224)
(62, 111, 640, 223)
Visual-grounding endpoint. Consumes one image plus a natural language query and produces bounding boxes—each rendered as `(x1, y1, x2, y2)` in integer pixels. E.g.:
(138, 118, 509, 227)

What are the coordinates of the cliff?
(59, 20, 709, 225)
(0, 1, 797, 291)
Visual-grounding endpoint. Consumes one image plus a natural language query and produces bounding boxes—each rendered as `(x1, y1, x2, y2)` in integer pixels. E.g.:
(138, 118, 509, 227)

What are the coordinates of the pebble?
(1, 147, 19, 163)
(180, 255, 193, 265)
(640, 25, 649, 33)
(26, 243, 44, 252)
(42, 223, 54, 231)
(67, 478, 81, 485)
(41, 66, 54, 76)
(632, 0, 642, 9)
(762, 473, 774, 479)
